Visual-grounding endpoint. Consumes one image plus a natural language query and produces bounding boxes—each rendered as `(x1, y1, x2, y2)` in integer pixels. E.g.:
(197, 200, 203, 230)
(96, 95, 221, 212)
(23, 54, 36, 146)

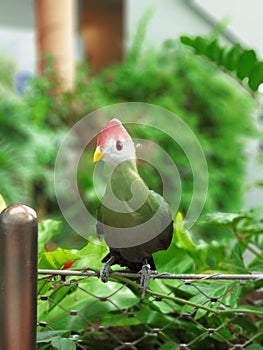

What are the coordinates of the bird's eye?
(116, 140, 123, 151)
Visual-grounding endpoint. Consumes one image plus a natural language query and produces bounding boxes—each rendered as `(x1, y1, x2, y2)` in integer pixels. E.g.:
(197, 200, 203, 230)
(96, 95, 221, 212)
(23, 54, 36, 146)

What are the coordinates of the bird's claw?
(100, 256, 115, 283)
(100, 264, 111, 283)
(140, 263, 151, 299)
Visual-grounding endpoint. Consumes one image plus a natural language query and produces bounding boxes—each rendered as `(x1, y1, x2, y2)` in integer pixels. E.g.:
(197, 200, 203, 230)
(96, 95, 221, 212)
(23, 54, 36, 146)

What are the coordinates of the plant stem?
(233, 228, 262, 260)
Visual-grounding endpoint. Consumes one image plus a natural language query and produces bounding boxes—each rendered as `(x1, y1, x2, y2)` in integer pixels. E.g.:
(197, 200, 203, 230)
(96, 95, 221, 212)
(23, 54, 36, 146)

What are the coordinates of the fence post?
(0, 204, 38, 350)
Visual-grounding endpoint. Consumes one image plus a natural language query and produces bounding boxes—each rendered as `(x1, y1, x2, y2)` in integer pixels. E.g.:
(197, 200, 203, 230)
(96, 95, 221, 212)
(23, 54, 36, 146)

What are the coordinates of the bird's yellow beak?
(93, 146, 104, 162)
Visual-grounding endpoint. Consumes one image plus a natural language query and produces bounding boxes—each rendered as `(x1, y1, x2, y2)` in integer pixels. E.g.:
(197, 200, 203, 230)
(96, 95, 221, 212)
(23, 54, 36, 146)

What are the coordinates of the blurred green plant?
(0, 16, 255, 223)
(0, 50, 15, 89)
(0, 70, 65, 211)
(202, 208, 263, 272)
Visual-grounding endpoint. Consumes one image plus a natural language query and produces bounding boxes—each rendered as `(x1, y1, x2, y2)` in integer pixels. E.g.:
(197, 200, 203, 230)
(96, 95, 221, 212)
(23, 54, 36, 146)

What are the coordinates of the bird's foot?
(140, 262, 151, 299)
(100, 256, 115, 283)
(100, 264, 111, 283)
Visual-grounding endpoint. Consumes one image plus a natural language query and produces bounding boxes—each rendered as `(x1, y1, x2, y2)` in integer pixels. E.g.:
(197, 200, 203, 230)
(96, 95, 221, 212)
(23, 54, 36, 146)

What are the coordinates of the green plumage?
(97, 159, 173, 271)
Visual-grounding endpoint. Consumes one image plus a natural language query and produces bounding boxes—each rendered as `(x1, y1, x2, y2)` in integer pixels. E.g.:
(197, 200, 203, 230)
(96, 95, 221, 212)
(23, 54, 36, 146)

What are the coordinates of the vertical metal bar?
(0, 205, 38, 350)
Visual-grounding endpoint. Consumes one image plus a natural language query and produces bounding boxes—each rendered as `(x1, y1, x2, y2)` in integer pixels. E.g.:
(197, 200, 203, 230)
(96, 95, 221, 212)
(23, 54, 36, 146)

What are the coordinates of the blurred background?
(2, 4, 263, 347)
(1, 0, 263, 246)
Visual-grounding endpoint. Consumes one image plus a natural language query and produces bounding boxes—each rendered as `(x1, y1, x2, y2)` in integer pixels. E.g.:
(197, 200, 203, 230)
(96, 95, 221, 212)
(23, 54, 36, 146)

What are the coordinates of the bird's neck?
(107, 159, 146, 201)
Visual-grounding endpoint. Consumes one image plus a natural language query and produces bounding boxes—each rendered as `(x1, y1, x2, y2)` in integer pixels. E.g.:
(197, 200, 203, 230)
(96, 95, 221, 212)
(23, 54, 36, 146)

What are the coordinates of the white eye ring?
(116, 140, 123, 151)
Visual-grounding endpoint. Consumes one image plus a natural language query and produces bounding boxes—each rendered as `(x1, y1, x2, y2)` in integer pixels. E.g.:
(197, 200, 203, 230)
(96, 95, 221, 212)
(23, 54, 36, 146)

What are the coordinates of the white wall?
(197, 0, 263, 57)
(0, 0, 35, 72)
(0, 0, 35, 27)
(126, 0, 263, 57)
(125, 0, 212, 47)
(0, 28, 36, 72)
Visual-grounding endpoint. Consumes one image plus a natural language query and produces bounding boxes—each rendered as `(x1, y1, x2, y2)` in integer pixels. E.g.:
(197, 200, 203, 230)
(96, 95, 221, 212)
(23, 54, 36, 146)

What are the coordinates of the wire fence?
(1, 205, 262, 349)
(37, 270, 263, 350)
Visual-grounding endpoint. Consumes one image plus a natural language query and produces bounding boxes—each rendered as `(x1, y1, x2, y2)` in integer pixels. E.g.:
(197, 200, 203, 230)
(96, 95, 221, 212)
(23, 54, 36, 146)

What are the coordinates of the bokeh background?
(2, 2, 263, 349)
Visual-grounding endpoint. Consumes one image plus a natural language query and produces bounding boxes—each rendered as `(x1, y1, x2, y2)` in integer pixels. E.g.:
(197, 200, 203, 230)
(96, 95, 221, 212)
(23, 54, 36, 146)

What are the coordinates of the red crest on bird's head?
(97, 118, 131, 148)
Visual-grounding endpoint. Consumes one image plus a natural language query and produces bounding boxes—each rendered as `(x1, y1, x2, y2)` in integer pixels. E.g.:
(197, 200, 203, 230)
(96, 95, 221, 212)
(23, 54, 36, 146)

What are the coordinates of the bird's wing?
(148, 190, 172, 220)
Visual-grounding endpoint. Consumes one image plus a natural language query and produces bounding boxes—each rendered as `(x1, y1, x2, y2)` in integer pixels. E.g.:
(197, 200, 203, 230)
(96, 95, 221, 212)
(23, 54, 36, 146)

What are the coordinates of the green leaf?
(148, 279, 180, 313)
(193, 36, 208, 55)
(248, 61, 263, 91)
(38, 248, 80, 269)
(230, 242, 247, 273)
(180, 35, 195, 47)
(38, 219, 61, 252)
(223, 44, 242, 71)
(78, 279, 139, 309)
(153, 241, 194, 274)
(240, 222, 263, 234)
(39, 278, 139, 332)
(180, 34, 263, 93)
(174, 212, 196, 252)
(213, 326, 235, 342)
(201, 212, 247, 228)
(237, 50, 257, 79)
(180, 35, 208, 55)
(102, 304, 175, 327)
(48, 284, 78, 312)
(182, 281, 236, 318)
(206, 39, 221, 62)
(254, 179, 263, 187)
(174, 212, 208, 268)
(158, 342, 177, 350)
(246, 344, 263, 350)
(51, 338, 76, 350)
(74, 236, 108, 269)
(223, 282, 241, 308)
(37, 344, 51, 350)
(248, 259, 263, 271)
(37, 330, 69, 343)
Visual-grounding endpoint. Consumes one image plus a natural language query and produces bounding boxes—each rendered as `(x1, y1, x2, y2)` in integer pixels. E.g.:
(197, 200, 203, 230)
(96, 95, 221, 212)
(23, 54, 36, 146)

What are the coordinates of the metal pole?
(0, 205, 38, 350)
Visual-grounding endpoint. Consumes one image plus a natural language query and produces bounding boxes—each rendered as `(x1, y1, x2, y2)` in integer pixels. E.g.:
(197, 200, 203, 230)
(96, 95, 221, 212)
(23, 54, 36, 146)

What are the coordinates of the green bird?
(93, 118, 173, 297)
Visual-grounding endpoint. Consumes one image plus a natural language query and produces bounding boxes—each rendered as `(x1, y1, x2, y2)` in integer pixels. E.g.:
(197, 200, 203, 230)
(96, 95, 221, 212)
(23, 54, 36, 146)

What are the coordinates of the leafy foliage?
(201, 209, 263, 272)
(0, 60, 66, 211)
(180, 35, 263, 92)
(37, 212, 263, 349)
(0, 50, 15, 89)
